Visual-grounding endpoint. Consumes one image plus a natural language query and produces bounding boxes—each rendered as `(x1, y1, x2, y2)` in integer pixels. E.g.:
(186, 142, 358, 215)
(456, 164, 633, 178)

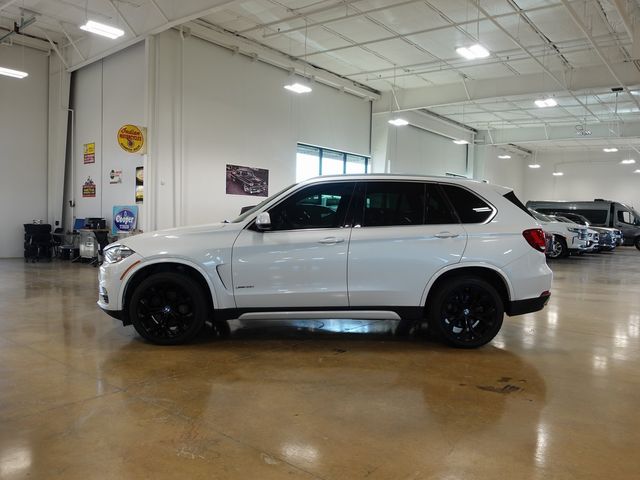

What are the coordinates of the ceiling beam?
(476, 120, 640, 145)
(559, 0, 640, 111)
(372, 63, 640, 113)
(65, 0, 242, 72)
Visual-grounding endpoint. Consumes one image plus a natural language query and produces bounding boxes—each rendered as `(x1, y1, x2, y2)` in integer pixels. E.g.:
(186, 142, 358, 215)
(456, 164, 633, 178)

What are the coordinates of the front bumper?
(506, 292, 551, 316)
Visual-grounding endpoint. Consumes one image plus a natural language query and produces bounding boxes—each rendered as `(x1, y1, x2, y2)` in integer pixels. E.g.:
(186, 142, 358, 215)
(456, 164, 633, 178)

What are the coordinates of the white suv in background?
(98, 175, 552, 348)
(529, 209, 588, 258)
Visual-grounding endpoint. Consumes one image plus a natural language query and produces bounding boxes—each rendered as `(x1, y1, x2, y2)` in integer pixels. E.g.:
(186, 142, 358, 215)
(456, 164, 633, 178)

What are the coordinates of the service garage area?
(1, 0, 640, 478)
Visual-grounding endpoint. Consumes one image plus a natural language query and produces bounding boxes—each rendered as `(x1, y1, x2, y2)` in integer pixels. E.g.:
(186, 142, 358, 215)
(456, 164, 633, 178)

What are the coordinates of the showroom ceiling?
(2, 0, 639, 142)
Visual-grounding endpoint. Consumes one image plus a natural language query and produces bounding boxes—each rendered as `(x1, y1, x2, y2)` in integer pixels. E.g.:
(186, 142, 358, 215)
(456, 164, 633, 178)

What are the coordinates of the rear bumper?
(506, 293, 550, 316)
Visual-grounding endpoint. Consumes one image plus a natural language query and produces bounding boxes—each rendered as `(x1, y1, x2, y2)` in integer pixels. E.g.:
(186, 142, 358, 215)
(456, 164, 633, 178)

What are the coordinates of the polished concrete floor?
(0, 249, 639, 479)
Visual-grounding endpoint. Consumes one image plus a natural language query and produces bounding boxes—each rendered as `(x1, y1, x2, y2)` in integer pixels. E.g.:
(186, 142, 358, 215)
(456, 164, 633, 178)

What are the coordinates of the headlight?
(103, 245, 135, 264)
(567, 227, 581, 233)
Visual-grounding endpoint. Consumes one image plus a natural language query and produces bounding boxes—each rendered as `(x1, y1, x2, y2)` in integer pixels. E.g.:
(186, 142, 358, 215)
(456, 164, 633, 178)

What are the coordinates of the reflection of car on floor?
(98, 175, 552, 349)
(229, 168, 267, 195)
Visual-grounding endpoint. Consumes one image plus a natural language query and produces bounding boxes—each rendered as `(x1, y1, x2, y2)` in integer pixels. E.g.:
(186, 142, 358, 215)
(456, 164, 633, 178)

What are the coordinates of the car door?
(232, 181, 357, 309)
(347, 181, 466, 307)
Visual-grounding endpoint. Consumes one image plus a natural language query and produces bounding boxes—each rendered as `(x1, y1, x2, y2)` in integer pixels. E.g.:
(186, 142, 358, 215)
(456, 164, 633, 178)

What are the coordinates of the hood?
(113, 222, 240, 252)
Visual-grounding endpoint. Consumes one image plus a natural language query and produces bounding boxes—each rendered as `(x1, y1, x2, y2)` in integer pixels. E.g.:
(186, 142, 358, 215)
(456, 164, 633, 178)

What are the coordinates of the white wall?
(149, 30, 371, 229)
(0, 45, 48, 257)
(66, 42, 145, 230)
(474, 145, 526, 196)
(523, 150, 640, 208)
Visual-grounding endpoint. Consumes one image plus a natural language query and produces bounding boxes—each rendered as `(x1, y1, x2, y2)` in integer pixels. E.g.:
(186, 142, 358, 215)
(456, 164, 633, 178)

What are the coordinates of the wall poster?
(135, 166, 144, 203)
(226, 164, 269, 197)
(82, 177, 96, 198)
(109, 169, 123, 184)
(117, 124, 146, 154)
(83, 142, 95, 164)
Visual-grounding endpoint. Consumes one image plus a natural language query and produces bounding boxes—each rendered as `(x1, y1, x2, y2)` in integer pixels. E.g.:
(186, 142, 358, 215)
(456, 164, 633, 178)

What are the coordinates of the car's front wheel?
(129, 272, 207, 345)
(547, 237, 568, 258)
(428, 277, 504, 348)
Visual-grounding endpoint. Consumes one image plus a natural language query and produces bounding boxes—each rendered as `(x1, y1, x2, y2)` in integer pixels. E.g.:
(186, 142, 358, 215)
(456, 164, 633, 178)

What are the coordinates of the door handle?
(434, 231, 460, 239)
(318, 237, 345, 244)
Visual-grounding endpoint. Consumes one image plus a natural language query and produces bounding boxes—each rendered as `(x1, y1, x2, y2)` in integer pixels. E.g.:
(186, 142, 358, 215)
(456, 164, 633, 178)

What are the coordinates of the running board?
(236, 310, 402, 321)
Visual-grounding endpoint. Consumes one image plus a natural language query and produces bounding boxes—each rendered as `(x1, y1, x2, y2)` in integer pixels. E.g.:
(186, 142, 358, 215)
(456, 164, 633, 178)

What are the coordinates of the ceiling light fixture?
(535, 98, 557, 108)
(0, 66, 28, 79)
(553, 172, 564, 176)
(456, 44, 490, 60)
(284, 82, 312, 94)
(621, 159, 636, 164)
(603, 147, 618, 153)
(453, 139, 469, 145)
(80, 20, 125, 39)
(635, 169, 640, 173)
(498, 155, 511, 159)
(528, 164, 541, 169)
(388, 117, 409, 127)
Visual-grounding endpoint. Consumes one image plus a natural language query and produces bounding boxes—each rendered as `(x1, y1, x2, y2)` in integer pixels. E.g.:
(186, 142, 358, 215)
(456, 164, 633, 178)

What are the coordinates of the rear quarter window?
(440, 184, 494, 223)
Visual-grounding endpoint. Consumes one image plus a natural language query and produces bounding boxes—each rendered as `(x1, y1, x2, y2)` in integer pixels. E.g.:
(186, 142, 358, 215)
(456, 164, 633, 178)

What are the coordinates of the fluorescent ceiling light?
(634, 169, 640, 173)
(80, 20, 125, 39)
(535, 98, 557, 108)
(0, 66, 28, 79)
(528, 164, 541, 169)
(388, 117, 409, 126)
(498, 155, 511, 159)
(284, 82, 312, 94)
(553, 172, 564, 176)
(603, 147, 618, 152)
(456, 44, 490, 60)
(453, 139, 469, 145)
(621, 159, 636, 164)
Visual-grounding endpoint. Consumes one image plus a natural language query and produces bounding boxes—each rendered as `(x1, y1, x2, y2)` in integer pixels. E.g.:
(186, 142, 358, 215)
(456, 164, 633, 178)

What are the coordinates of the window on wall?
(296, 144, 369, 182)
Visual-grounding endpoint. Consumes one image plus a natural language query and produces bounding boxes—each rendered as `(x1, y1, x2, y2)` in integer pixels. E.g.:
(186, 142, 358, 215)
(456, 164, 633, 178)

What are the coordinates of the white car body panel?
(348, 223, 466, 306)
(98, 174, 553, 322)
(231, 227, 351, 308)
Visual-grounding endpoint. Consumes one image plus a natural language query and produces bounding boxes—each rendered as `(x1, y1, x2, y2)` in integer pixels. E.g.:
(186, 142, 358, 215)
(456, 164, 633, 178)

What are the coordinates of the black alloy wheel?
(129, 272, 207, 345)
(429, 277, 504, 348)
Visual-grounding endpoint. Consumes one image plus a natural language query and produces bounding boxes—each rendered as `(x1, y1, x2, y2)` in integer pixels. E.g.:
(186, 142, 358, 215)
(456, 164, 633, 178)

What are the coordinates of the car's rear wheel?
(129, 272, 207, 345)
(547, 237, 568, 259)
(428, 277, 504, 348)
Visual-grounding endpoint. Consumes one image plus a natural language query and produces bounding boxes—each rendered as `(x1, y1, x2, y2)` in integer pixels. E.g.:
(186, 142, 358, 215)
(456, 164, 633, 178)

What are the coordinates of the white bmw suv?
(98, 175, 552, 348)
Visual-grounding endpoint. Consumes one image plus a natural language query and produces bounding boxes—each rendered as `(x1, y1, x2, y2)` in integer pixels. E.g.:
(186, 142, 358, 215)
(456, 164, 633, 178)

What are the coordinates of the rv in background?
(526, 199, 640, 250)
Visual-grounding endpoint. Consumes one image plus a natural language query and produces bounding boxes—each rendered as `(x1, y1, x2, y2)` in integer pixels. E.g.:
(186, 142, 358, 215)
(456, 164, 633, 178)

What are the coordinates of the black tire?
(428, 277, 504, 348)
(635, 237, 640, 251)
(129, 272, 207, 345)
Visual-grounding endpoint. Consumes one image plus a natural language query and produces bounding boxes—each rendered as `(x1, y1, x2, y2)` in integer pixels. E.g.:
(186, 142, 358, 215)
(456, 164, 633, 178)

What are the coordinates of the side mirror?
(255, 212, 271, 231)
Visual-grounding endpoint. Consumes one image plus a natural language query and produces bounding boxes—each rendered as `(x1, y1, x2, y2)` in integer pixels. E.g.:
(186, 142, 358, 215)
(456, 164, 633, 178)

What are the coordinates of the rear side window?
(363, 182, 425, 227)
(441, 184, 494, 223)
(425, 184, 458, 224)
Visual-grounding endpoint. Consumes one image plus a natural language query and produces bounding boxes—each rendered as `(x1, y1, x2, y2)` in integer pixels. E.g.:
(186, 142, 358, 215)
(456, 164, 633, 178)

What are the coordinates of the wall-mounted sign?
(83, 142, 95, 164)
(135, 166, 144, 204)
(112, 205, 138, 235)
(109, 169, 123, 184)
(117, 124, 146, 154)
(226, 164, 269, 197)
(82, 177, 96, 198)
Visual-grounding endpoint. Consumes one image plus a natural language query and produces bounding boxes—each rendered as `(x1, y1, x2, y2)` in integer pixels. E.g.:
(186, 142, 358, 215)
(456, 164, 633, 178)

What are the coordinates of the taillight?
(523, 228, 546, 252)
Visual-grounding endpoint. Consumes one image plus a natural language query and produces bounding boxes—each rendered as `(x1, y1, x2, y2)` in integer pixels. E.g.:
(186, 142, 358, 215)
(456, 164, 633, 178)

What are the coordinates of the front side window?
(268, 182, 356, 231)
(441, 184, 494, 223)
(618, 210, 635, 225)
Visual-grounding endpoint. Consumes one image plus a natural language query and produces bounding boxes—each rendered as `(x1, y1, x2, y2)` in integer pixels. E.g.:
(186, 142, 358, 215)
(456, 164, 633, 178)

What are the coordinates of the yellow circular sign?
(117, 124, 144, 153)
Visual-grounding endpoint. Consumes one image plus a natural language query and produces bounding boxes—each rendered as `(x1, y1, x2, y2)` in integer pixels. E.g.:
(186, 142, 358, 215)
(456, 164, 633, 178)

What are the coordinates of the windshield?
(230, 184, 296, 223)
